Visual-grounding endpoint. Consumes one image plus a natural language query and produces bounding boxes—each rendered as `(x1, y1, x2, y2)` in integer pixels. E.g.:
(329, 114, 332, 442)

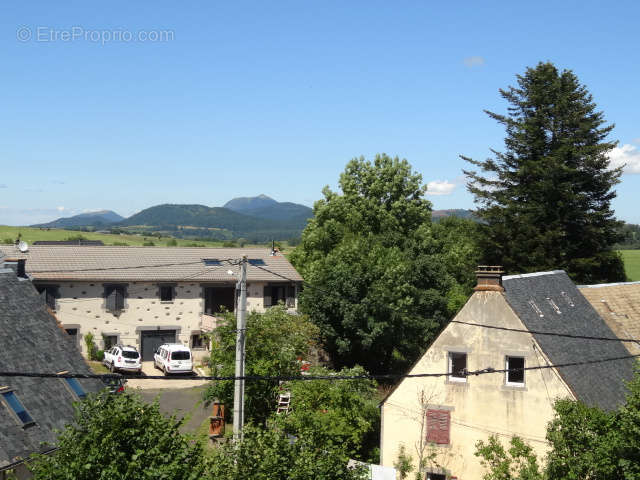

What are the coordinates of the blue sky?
(2, 1, 639, 225)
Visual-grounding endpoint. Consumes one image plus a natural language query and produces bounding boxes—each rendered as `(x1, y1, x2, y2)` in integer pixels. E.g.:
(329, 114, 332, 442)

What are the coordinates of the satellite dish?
(17, 241, 29, 253)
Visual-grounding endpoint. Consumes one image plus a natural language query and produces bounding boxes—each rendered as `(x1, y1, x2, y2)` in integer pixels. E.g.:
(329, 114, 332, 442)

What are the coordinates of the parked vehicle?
(154, 343, 193, 376)
(101, 376, 127, 394)
(103, 344, 142, 374)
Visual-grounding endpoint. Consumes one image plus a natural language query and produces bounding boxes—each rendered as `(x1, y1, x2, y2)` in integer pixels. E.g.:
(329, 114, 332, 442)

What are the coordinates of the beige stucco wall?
(47, 280, 295, 357)
(381, 291, 575, 480)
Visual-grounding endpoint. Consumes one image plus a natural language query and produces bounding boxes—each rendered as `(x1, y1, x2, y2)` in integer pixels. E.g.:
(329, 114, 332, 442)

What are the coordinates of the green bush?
(166, 238, 178, 247)
(84, 333, 99, 361)
(143, 241, 155, 246)
(95, 350, 104, 362)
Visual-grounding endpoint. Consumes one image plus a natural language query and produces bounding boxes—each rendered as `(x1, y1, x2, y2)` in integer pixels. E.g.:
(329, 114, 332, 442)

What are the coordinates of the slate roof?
(0, 267, 103, 469)
(0, 245, 303, 283)
(579, 281, 640, 355)
(502, 270, 636, 411)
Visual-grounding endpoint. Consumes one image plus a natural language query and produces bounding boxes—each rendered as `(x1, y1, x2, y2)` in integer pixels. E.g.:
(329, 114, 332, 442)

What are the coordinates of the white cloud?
(463, 56, 485, 68)
(56, 206, 65, 212)
(608, 144, 640, 174)
(426, 180, 457, 196)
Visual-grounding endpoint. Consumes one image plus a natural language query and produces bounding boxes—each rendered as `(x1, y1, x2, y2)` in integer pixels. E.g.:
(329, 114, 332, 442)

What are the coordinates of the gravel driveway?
(125, 361, 209, 390)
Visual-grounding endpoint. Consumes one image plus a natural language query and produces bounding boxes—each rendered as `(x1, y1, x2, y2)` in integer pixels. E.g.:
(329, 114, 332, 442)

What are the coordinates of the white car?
(154, 343, 193, 376)
(103, 345, 142, 374)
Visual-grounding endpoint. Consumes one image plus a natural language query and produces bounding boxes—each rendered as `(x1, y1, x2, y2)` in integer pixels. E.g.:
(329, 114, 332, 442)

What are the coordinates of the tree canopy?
(203, 305, 319, 425)
(277, 365, 380, 462)
(290, 154, 479, 374)
(29, 391, 205, 480)
(463, 61, 625, 284)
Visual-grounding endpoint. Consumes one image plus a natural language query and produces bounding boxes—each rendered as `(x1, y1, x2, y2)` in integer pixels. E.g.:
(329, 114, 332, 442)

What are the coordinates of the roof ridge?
(502, 270, 566, 281)
(578, 280, 640, 289)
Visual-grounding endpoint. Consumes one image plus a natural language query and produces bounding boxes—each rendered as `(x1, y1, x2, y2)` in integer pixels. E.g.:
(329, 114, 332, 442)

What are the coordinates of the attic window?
(63, 378, 87, 400)
(561, 291, 575, 307)
(1, 391, 35, 426)
(506, 356, 525, 386)
(546, 298, 562, 315)
(528, 300, 544, 318)
(203, 259, 221, 266)
(248, 259, 266, 266)
(448, 352, 467, 382)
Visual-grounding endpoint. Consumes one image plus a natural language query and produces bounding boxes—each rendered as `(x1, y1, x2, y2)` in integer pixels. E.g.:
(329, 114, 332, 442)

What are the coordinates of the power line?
(2, 351, 639, 381)
(450, 320, 640, 343)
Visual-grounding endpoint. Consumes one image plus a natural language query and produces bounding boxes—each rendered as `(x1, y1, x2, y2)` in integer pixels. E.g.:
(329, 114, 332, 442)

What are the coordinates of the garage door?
(140, 330, 176, 361)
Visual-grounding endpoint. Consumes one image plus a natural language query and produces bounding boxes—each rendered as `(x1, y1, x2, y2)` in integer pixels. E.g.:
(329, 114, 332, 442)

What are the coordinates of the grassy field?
(620, 250, 640, 281)
(0, 225, 232, 248)
(0, 225, 295, 253)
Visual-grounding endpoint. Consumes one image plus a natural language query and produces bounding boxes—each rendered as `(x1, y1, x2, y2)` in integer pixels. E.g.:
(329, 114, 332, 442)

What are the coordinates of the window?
(36, 284, 59, 311)
(103, 335, 118, 350)
(427, 474, 447, 480)
(426, 409, 450, 445)
(160, 285, 174, 302)
(263, 284, 296, 308)
(203, 259, 221, 266)
(203, 286, 235, 314)
(64, 378, 87, 400)
(448, 352, 467, 382)
(248, 259, 265, 266)
(171, 351, 191, 360)
(104, 284, 126, 314)
(191, 333, 207, 349)
(506, 356, 525, 386)
(1, 391, 35, 426)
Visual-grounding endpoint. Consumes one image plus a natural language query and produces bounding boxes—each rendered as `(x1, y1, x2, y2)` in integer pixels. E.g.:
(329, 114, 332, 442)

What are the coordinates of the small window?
(427, 474, 447, 480)
(203, 259, 221, 266)
(191, 334, 207, 349)
(64, 378, 87, 400)
(248, 259, 265, 266)
(103, 335, 118, 350)
(506, 356, 525, 386)
(104, 284, 126, 314)
(1, 391, 35, 426)
(426, 409, 450, 445)
(171, 351, 191, 361)
(448, 352, 467, 382)
(160, 286, 174, 302)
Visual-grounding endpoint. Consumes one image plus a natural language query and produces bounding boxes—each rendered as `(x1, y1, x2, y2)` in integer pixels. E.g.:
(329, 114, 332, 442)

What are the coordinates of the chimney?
(474, 265, 504, 292)
(3, 258, 27, 279)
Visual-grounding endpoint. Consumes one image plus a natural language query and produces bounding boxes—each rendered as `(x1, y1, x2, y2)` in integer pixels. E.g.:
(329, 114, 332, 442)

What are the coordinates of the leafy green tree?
(29, 391, 205, 480)
(205, 424, 367, 480)
(277, 365, 380, 462)
(203, 305, 319, 424)
(290, 154, 472, 374)
(475, 436, 543, 480)
(463, 62, 625, 283)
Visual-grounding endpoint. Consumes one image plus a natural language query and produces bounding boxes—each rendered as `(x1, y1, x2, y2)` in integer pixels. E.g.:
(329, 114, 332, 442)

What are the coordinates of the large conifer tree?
(462, 62, 626, 283)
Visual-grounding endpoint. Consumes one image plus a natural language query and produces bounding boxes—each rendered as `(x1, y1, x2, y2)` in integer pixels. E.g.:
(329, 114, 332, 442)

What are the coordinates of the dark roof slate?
(503, 270, 635, 411)
(0, 268, 103, 469)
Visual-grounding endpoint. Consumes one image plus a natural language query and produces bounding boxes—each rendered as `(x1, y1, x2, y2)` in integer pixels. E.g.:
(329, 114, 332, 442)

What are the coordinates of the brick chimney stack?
(474, 265, 505, 292)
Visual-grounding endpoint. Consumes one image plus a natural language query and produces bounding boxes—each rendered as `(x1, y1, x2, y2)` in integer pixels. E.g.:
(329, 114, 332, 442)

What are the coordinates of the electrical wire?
(28, 258, 239, 274)
(1, 351, 639, 381)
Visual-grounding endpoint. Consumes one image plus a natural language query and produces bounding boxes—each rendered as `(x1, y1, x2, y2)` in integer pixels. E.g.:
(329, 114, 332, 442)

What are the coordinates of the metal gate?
(140, 330, 176, 361)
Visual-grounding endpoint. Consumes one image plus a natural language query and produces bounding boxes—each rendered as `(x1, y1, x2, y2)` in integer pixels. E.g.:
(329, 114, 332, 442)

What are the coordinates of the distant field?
(620, 250, 640, 281)
(0, 225, 294, 252)
(0, 225, 228, 248)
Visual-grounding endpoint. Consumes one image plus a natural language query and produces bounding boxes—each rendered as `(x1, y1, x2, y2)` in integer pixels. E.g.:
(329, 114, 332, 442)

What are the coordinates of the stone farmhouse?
(0, 252, 103, 479)
(0, 245, 303, 361)
(380, 267, 636, 480)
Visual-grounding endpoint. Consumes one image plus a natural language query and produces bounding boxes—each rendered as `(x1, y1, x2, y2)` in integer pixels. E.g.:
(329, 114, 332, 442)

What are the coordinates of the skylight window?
(528, 300, 544, 318)
(546, 297, 562, 315)
(248, 259, 266, 266)
(203, 259, 222, 266)
(1, 391, 34, 426)
(64, 378, 87, 400)
(561, 291, 575, 307)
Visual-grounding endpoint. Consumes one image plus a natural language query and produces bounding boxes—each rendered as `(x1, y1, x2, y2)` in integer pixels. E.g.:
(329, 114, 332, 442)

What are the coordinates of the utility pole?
(233, 255, 248, 441)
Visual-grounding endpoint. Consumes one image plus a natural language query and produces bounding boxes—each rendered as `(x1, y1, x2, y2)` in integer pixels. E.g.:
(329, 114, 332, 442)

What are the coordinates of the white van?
(153, 343, 193, 375)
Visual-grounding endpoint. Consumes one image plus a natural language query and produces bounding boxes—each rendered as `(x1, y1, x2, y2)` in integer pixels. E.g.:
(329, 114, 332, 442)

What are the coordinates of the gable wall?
(381, 291, 574, 479)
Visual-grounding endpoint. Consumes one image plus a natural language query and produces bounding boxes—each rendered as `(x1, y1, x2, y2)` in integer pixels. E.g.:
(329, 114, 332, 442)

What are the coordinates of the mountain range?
(32, 196, 474, 241)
